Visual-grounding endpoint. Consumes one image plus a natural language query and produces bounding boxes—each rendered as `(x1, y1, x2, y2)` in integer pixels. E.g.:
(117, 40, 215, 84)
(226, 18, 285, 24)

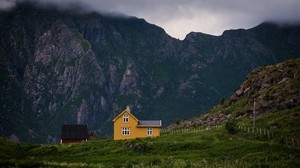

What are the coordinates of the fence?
(161, 124, 300, 149)
(161, 125, 223, 134)
(238, 125, 273, 139)
(237, 125, 300, 149)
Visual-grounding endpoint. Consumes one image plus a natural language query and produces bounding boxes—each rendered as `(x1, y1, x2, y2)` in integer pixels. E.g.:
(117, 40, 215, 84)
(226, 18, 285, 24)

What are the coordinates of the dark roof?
(138, 120, 161, 127)
(61, 125, 88, 140)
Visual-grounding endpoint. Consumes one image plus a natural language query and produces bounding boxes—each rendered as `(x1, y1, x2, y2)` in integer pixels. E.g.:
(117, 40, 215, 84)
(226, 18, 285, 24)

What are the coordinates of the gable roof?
(112, 107, 139, 122)
(61, 125, 88, 140)
(137, 120, 162, 127)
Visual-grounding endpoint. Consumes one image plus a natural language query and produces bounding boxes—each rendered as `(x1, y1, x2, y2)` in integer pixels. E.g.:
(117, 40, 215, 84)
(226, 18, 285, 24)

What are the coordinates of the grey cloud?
(1, 0, 300, 39)
(0, 0, 17, 10)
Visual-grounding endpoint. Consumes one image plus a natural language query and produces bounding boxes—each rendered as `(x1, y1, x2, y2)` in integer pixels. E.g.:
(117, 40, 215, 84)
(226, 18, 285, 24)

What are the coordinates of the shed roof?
(61, 125, 88, 140)
(137, 120, 162, 127)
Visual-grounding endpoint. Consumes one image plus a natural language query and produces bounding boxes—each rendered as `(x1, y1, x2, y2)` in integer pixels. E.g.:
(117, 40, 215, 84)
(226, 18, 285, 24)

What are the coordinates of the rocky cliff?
(165, 58, 300, 137)
(1, 2, 300, 143)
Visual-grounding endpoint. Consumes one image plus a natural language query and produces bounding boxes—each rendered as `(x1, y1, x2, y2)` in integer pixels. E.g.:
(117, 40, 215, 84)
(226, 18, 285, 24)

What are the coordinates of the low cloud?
(1, 0, 300, 39)
(0, 0, 17, 10)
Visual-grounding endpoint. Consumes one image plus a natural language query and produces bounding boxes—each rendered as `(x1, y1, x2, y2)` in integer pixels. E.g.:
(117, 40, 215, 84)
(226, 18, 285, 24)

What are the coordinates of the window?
(122, 128, 130, 136)
(123, 114, 129, 123)
(147, 128, 153, 136)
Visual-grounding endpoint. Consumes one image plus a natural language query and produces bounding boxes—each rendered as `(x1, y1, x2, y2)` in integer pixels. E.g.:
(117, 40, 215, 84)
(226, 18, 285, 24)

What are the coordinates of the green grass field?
(1, 127, 299, 168)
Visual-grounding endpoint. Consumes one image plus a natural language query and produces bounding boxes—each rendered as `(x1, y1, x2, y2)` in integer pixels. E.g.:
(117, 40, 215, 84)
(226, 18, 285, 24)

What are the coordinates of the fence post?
(259, 129, 261, 136)
(267, 131, 270, 139)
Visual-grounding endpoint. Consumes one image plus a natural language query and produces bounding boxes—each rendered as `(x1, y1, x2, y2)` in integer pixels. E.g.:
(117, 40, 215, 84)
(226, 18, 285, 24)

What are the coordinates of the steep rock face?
(20, 19, 107, 141)
(1, 3, 300, 142)
(229, 59, 300, 110)
(165, 58, 300, 132)
(120, 60, 140, 96)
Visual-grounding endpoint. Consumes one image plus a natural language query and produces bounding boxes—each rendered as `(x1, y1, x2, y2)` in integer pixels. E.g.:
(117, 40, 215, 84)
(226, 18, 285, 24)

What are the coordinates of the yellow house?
(112, 106, 162, 140)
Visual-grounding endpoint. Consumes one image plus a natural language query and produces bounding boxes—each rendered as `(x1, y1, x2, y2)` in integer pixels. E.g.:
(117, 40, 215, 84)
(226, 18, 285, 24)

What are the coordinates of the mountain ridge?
(1, 3, 300, 143)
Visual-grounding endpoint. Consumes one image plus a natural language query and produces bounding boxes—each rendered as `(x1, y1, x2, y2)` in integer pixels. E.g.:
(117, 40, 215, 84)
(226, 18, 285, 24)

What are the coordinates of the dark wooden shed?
(61, 124, 88, 144)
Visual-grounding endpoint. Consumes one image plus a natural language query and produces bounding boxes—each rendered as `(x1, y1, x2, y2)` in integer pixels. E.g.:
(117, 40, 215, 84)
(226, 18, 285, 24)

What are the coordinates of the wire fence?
(237, 125, 300, 149)
(161, 125, 224, 134)
(161, 125, 300, 149)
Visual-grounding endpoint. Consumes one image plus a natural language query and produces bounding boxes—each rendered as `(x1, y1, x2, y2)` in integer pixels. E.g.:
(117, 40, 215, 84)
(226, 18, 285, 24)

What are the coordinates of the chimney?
(126, 106, 130, 112)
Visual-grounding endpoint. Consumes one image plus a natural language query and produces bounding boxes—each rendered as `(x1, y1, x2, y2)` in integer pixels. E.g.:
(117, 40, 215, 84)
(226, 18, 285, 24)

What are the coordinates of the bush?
(225, 120, 238, 134)
(220, 97, 225, 105)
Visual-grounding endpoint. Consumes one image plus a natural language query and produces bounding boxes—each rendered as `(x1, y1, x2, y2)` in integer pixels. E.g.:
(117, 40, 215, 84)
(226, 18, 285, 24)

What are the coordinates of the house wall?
(113, 111, 160, 140)
(133, 127, 160, 138)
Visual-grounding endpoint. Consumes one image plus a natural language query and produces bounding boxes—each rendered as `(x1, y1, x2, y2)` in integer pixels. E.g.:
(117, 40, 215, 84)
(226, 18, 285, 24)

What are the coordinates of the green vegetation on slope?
(166, 58, 300, 140)
(1, 127, 300, 168)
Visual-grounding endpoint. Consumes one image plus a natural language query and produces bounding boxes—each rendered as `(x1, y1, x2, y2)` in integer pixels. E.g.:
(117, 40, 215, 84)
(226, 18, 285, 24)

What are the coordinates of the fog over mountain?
(1, 0, 300, 39)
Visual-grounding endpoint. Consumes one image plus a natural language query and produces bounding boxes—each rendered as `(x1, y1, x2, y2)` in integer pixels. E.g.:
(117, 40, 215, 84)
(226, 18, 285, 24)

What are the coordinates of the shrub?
(225, 120, 238, 134)
(220, 97, 225, 105)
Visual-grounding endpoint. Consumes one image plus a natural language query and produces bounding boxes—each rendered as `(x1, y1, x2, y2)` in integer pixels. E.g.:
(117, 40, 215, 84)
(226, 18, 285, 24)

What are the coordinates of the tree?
(220, 97, 225, 105)
(88, 131, 97, 140)
(225, 120, 238, 134)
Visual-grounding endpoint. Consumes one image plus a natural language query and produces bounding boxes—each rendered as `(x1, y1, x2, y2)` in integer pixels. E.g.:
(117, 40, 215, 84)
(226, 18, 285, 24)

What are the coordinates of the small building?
(112, 106, 162, 140)
(61, 124, 88, 144)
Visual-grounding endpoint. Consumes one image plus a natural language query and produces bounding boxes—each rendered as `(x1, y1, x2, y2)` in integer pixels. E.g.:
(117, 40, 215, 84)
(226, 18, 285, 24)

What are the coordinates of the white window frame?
(147, 128, 153, 136)
(123, 114, 129, 123)
(122, 127, 130, 136)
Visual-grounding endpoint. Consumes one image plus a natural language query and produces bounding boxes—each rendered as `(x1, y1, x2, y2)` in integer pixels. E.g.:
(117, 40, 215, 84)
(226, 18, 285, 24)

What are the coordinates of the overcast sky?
(1, 0, 300, 39)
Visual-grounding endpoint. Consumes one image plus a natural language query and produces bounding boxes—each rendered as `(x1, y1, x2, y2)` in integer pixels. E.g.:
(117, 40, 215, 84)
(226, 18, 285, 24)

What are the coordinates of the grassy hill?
(166, 58, 300, 138)
(0, 59, 299, 167)
(0, 128, 300, 168)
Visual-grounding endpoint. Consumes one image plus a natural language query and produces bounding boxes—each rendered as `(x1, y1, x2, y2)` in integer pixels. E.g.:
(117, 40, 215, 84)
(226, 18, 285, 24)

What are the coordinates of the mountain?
(165, 58, 300, 138)
(1, 2, 300, 143)
(1, 60, 300, 167)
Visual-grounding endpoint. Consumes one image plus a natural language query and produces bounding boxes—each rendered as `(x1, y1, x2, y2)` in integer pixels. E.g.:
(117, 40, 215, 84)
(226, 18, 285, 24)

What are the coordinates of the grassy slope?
(0, 59, 299, 167)
(166, 59, 300, 139)
(1, 128, 300, 167)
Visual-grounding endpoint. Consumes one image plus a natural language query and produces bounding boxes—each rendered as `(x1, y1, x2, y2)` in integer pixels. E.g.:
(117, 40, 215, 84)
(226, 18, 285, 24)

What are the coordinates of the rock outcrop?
(165, 59, 300, 131)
